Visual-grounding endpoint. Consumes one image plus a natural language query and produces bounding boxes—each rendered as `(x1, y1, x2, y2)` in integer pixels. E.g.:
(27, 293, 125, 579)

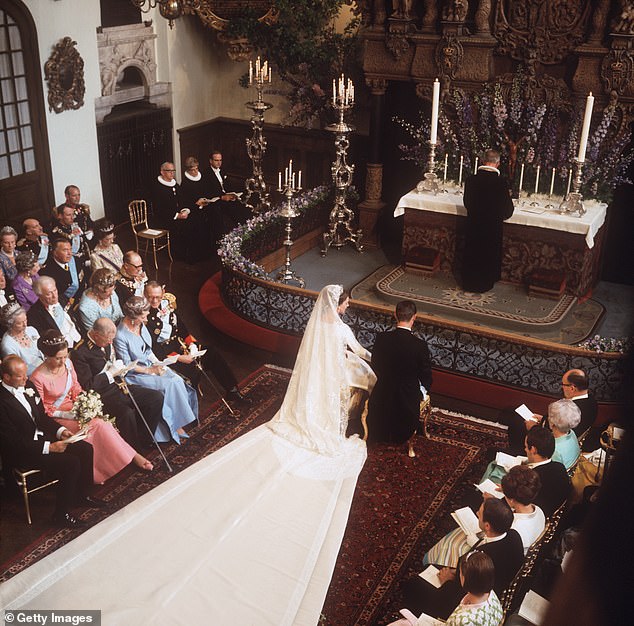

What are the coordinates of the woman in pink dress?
(30, 330, 153, 483)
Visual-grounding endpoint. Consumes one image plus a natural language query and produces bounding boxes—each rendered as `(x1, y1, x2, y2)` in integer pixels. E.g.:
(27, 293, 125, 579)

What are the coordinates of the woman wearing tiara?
(90, 220, 124, 274)
(29, 329, 153, 483)
(113, 295, 197, 444)
(0, 302, 44, 375)
(2, 285, 373, 625)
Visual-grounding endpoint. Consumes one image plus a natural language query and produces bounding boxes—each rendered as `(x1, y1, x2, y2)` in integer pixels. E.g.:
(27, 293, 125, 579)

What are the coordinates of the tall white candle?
(285, 168, 288, 185)
(278, 172, 281, 189)
(577, 92, 594, 163)
(249, 60, 253, 85)
(518, 163, 525, 193)
(534, 165, 540, 194)
(549, 167, 556, 197)
(473, 157, 478, 174)
(292, 173, 296, 189)
(298, 170, 302, 189)
(566, 168, 573, 195)
(458, 155, 464, 186)
(443, 154, 448, 183)
(430, 78, 440, 144)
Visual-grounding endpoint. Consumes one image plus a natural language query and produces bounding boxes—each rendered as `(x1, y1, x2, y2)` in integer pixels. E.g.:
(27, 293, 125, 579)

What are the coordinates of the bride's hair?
(338, 289, 350, 305)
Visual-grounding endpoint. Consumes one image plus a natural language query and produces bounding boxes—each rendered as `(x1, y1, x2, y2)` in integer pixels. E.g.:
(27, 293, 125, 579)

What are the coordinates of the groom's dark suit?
(0, 382, 93, 516)
(367, 327, 433, 443)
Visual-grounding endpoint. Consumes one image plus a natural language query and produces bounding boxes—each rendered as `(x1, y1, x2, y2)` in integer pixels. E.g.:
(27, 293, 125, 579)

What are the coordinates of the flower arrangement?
(218, 185, 358, 278)
(394, 69, 633, 201)
(577, 335, 631, 354)
(72, 389, 116, 429)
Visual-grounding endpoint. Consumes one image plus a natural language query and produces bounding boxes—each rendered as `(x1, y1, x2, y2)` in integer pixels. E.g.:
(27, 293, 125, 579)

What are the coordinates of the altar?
(395, 188, 608, 297)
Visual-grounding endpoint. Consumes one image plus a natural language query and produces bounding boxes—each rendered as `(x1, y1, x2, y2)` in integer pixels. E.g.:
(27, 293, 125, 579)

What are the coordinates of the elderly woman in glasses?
(113, 295, 197, 444)
(0, 302, 44, 375)
(11, 250, 41, 311)
(90, 219, 123, 273)
(0, 225, 19, 282)
(78, 268, 123, 333)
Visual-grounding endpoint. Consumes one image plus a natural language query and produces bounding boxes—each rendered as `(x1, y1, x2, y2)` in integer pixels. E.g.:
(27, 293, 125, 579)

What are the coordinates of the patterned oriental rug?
(0, 366, 506, 626)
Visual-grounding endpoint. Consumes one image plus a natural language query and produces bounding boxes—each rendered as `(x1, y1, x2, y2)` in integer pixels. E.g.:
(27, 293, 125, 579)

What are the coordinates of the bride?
(1, 285, 375, 626)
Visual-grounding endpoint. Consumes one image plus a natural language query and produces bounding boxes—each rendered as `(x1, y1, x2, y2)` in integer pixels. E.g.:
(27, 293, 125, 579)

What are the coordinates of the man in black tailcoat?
(70, 317, 163, 450)
(366, 300, 432, 450)
(0, 355, 96, 527)
(462, 149, 514, 293)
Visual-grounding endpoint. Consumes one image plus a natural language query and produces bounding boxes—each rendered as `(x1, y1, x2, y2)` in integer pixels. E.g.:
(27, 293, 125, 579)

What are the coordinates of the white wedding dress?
(1, 286, 371, 626)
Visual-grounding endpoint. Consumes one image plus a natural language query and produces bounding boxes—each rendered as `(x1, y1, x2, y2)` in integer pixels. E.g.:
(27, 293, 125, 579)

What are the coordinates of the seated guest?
(30, 330, 153, 483)
(144, 281, 247, 403)
(114, 296, 197, 444)
(56, 185, 95, 245)
(391, 552, 503, 626)
(17, 218, 50, 267)
(71, 317, 163, 450)
(425, 466, 545, 566)
(90, 219, 123, 273)
(78, 268, 123, 333)
(0, 269, 15, 307)
(402, 498, 523, 620)
(0, 302, 44, 375)
(50, 199, 90, 267)
(503, 369, 596, 455)
(0, 225, 19, 282)
(547, 399, 581, 470)
(12, 250, 41, 311)
(40, 238, 83, 305)
(115, 251, 147, 306)
(27, 276, 82, 348)
(0, 355, 95, 527)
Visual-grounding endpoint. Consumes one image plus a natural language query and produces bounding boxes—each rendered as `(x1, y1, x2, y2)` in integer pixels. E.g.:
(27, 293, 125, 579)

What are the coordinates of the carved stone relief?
(95, 23, 171, 124)
(435, 34, 464, 85)
(44, 37, 85, 114)
(601, 47, 634, 97)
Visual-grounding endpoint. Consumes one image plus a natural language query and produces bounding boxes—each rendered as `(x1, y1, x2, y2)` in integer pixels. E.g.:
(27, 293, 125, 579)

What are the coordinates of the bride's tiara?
(39, 333, 66, 348)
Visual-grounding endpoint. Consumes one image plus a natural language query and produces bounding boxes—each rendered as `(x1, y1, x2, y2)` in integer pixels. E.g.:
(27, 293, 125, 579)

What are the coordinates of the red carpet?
(1, 366, 507, 624)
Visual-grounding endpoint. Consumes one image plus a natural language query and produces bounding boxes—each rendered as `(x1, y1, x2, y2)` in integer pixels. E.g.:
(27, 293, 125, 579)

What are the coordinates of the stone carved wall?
(95, 23, 171, 123)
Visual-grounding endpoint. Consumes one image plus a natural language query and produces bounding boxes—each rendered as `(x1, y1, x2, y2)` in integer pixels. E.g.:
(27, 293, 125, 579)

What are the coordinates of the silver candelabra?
(416, 141, 440, 194)
(558, 159, 586, 217)
(244, 66, 272, 214)
(275, 175, 305, 288)
(321, 98, 363, 255)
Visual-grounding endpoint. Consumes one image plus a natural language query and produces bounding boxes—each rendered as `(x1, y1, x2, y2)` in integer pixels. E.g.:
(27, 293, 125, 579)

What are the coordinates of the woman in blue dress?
(78, 268, 123, 333)
(114, 295, 197, 443)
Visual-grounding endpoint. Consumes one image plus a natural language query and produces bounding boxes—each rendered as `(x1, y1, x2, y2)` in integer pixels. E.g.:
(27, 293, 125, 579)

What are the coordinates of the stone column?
(358, 78, 387, 249)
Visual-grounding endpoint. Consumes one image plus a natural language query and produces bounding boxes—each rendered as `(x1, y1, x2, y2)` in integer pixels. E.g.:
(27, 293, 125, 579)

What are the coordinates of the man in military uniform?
(144, 281, 248, 404)
(56, 185, 95, 245)
(18, 218, 50, 267)
(115, 251, 147, 307)
(50, 203, 91, 270)
(71, 317, 163, 450)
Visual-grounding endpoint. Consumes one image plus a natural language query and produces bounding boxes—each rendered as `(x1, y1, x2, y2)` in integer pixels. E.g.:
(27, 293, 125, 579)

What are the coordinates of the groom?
(366, 300, 432, 451)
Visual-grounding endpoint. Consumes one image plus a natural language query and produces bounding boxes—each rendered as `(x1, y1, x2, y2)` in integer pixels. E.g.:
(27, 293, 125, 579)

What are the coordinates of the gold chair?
(128, 199, 173, 270)
(13, 468, 59, 524)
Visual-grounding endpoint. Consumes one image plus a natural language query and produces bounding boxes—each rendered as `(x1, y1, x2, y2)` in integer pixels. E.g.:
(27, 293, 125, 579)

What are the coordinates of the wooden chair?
(13, 468, 59, 524)
(128, 199, 173, 270)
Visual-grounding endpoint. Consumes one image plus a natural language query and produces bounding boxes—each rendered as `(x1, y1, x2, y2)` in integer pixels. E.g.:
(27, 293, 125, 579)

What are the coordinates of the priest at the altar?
(461, 149, 514, 293)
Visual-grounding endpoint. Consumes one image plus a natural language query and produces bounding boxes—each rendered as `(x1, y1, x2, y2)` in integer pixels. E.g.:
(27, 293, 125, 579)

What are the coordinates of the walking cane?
(117, 374, 173, 473)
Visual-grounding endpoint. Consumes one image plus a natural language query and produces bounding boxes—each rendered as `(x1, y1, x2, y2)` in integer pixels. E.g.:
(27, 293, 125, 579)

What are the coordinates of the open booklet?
(398, 608, 444, 626)
(159, 355, 179, 367)
(518, 589, 550, 625)
(64, 425, 90, 444)
(418, 564, 442, 588)
(107, 360, 138, 378)
(450, 506, 480, 546)
(474, 478, 505, 499)
(494, 451, 527, 471)
(516, 403, 539, 422)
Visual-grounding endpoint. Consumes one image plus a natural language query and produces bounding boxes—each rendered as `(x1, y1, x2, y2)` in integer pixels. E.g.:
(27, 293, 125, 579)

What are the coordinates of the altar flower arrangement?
(577, 335, 631, 354)
(394, 68, 633, 201)
(218, 185, 358, 278)
(72, 389, 116, 429)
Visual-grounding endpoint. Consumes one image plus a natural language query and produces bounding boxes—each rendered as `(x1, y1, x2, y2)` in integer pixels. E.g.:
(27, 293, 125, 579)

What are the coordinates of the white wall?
(23, 0, 105, 218)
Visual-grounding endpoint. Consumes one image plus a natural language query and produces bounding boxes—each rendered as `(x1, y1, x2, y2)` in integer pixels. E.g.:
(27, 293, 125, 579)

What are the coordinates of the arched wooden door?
(0, 0, 54, 228)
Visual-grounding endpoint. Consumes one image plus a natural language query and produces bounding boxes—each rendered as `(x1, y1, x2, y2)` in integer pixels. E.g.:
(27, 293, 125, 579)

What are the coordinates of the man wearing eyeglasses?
(115, 250, 147, 307)
(503, 368, 598, 454)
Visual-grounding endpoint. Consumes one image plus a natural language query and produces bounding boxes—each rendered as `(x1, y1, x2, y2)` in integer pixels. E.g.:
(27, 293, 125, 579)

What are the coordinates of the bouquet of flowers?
(72, 389, 116, 430)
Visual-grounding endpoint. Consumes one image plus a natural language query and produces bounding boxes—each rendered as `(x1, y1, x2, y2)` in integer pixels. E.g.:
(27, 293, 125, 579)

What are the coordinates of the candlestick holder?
(558, 160, 586, 217)
(321, 101, 363, 255)
(416, 141, 440, 194)
(275, 182, 305, 288)
(244, 78, 273, 214)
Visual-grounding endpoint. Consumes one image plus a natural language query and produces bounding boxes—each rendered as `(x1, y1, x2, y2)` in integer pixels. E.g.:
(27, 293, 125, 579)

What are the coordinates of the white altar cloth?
(395, 188, 607, 248)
